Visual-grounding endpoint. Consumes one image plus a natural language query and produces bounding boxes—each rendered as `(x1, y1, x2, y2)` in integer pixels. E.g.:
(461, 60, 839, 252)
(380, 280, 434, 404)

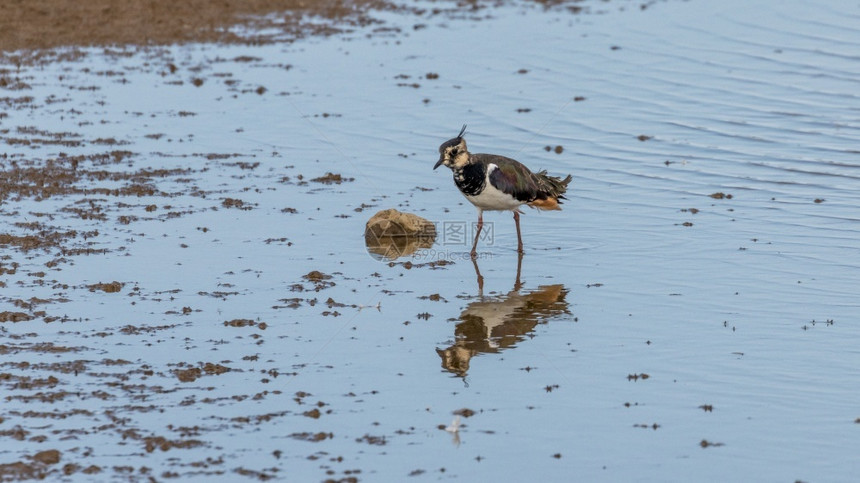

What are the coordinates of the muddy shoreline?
(0, 0, 589, 55)
(0, 0, 395, 53)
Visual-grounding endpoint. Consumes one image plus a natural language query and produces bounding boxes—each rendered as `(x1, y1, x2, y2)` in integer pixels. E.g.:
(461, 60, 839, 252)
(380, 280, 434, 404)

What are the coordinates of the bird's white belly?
(464, 182, 523, 211)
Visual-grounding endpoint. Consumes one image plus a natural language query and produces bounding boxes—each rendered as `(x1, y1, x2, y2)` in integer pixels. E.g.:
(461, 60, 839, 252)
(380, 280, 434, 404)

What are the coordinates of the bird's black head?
(434, 124, 469, 171)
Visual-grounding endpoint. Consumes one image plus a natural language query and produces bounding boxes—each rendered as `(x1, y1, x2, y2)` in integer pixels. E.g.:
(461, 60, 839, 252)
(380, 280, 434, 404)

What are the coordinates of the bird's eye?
(450, 148, 458, 156)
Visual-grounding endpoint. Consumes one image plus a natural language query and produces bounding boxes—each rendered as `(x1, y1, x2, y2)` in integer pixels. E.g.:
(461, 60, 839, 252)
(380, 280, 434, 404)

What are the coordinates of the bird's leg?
(513, 250, 524, 292)
(513, 211, 524, 254)
(470, 211, 483, 258)
(471, 255, 484, 296)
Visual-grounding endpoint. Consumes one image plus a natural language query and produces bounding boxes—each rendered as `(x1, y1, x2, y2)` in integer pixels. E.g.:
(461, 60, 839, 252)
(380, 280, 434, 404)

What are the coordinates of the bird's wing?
(480, 155, 541, 203)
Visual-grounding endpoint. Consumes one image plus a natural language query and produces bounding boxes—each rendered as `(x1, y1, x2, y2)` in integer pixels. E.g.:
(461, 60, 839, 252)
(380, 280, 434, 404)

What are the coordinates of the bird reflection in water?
(436, 253, 571, 378)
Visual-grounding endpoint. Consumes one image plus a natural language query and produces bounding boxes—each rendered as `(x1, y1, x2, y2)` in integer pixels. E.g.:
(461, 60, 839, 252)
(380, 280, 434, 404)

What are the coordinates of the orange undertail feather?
(528, 172, 571, 211)
(528, 197, 561, 211)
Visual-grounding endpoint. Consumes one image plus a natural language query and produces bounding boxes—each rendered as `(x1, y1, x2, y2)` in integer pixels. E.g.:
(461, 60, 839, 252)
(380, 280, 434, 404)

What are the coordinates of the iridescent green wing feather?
(482, 155, 543, 203)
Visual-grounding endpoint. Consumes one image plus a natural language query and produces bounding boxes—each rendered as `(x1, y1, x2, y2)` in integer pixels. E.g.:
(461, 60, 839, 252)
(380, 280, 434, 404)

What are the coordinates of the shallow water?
(1, 0, 859, 481)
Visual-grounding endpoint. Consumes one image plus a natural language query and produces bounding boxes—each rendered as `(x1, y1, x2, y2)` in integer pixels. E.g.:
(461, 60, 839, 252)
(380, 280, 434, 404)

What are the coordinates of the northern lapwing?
(433, 125, 572, 256)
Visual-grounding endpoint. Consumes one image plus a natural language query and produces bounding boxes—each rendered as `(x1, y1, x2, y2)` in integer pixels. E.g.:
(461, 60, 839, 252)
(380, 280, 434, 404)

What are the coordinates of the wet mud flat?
(1, 4, 365, 482)
(3, 0, 860, 481)
(0, 109, 398, 479)
(0, 0, 405, 52)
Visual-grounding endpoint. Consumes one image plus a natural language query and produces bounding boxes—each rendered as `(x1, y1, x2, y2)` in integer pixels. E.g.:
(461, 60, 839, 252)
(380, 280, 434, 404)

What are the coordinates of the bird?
(433, 125, 572, 256)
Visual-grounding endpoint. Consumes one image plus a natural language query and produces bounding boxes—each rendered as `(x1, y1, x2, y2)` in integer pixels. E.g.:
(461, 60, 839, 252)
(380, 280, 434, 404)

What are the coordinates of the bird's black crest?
(439, 124, 468, 152)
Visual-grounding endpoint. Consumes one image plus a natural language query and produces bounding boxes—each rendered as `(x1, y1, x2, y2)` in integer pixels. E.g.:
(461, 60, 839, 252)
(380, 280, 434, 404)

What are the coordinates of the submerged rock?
(365, 209, 436, 260)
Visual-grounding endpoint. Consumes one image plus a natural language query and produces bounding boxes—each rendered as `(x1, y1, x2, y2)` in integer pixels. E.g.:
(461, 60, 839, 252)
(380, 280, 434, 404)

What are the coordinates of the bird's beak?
(433, 158, 444, 170)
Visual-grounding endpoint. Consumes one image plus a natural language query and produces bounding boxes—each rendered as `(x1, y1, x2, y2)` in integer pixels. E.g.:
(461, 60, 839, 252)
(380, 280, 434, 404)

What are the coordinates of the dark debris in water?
(87, 281, 123, 293)
(224, 318, 268, 330)
(296, 271, 337, 292)
(356, 434, 387, 446)
(221, 197, 256, 210)
(0, 449, 63, 481)
(311, 172, 354, 184)
(0, 311, 33, 323)
(627, 373, 650, 381)
(699, 439, 724, 448)
(452, 408, 476, 418)
(801, 319, 834, 331)
(290, 432, 333, 443)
